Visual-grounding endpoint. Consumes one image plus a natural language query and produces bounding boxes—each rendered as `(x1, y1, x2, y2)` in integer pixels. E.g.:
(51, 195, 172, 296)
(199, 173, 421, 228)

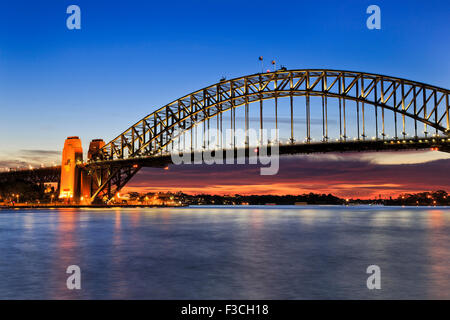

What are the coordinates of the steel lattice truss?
(84, 163, 141, 202)
(94, 69, 450, 162)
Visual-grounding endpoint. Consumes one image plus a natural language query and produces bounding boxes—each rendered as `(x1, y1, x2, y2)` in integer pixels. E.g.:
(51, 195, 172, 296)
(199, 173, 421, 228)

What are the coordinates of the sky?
(0, 0, 449, 197)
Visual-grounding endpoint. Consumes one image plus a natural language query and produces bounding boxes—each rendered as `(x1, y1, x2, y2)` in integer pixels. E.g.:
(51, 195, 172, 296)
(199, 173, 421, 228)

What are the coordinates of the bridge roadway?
(1, 138, 448, 185)
(0, 166, 61, 184)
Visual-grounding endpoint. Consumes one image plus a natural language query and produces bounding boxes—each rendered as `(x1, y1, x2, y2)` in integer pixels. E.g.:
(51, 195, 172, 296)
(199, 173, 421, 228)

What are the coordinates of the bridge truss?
(83, 69, 449, 202)
(95, 69, 449, 161)
(1, 69, 449, 203)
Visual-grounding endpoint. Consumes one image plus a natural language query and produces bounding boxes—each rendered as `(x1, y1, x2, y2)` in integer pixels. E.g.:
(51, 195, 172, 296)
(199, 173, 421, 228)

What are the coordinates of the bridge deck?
(85, 138, 450, 168)
(0, 139, 448, 185)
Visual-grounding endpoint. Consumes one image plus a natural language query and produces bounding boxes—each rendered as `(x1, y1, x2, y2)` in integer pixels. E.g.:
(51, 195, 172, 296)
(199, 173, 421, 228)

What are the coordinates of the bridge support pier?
(59, 137, 83, 202)
(59, 137, 109, 205)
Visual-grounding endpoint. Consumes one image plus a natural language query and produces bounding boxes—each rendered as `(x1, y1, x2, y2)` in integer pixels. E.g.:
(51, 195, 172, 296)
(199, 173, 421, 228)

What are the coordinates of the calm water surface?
(0, 206, 449, 299)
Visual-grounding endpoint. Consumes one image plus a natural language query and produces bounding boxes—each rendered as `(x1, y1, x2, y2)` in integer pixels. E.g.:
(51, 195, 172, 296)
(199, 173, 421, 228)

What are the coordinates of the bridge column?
(80, 139, 105, 204)
(59, 137, 83, 203)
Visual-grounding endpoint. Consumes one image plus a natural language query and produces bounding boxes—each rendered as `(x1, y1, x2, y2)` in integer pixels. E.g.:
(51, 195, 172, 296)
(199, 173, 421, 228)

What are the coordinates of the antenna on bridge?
(272, 59, 276, 71)
(258, 56, 263, 73)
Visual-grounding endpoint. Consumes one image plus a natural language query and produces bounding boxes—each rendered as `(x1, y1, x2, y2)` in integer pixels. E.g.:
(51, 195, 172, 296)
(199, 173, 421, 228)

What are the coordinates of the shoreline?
(0, 204, 187, 210)
(1, 204, 447, 210)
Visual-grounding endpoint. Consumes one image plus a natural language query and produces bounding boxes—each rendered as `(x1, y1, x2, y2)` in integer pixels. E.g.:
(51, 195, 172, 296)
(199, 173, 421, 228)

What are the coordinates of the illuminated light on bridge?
(0, 69, 449, 205)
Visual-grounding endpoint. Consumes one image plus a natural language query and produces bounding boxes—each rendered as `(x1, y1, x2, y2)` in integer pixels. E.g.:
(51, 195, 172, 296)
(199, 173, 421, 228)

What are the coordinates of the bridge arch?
(93, 69, 450, 162)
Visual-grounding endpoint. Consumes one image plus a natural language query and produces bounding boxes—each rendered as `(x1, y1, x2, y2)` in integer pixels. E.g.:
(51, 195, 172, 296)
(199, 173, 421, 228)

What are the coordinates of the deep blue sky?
(0, 0, 449, 167)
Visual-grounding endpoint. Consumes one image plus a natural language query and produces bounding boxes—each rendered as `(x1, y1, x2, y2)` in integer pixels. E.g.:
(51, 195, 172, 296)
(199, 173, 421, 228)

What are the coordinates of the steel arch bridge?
(95, 69, 450, 161)
(83, 69, 449, 203)
(1, 69, 449, 204)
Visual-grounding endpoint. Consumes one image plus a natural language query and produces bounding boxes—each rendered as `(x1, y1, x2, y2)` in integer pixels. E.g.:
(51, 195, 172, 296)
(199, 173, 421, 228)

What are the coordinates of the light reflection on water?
(0, 205, 449, 299)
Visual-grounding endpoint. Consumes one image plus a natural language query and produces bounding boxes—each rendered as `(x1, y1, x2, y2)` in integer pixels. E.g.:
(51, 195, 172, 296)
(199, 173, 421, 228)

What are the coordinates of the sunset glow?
(123, 152, 450, 199)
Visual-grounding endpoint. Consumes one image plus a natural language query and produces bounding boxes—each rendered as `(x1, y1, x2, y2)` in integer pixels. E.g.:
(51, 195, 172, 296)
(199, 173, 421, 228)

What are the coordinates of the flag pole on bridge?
(258, 56, 263, 73)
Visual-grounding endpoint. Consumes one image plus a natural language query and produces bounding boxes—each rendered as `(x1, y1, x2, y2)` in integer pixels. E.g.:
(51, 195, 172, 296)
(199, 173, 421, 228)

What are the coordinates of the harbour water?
(0, 206, 449, 299)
